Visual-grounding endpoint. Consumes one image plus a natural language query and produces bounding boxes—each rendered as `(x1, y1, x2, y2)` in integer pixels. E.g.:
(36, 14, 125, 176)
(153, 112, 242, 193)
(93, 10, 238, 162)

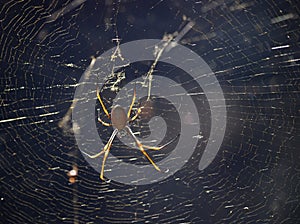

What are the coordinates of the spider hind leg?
(125, 126, 161, 172)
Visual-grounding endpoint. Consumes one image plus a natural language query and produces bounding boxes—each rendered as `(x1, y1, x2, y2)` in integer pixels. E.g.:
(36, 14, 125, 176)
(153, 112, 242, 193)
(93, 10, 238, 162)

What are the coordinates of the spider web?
(1, 0, 299, 223)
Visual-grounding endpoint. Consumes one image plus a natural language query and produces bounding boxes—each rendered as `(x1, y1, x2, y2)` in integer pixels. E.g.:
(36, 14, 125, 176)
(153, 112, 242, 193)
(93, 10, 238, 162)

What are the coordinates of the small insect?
(87, 86, 177, 180)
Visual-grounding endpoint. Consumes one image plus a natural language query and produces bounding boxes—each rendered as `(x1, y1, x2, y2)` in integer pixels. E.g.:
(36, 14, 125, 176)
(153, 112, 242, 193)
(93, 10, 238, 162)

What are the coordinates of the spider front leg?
(127, 86, 143, 122)
(97, 86, 110, 119)
(127, 85, 137, 119)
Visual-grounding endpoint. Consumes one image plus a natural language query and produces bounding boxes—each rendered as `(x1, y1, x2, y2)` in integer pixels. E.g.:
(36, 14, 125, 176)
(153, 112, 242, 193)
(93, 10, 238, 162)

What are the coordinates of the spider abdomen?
(111, 105, 127, 130)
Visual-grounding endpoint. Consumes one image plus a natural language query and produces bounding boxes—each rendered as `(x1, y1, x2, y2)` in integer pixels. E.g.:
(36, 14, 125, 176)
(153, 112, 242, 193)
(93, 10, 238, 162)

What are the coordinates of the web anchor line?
(143, 21, 195, 101)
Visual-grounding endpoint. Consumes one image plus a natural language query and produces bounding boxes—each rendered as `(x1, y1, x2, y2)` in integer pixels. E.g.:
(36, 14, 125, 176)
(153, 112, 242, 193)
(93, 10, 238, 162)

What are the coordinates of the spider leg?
(97, 86, 110, 119)
(84, 129, 118, 159)
(142, 134, 180, 150)
(125, 126, 161, 171)
(127, 85, 136, 119)
(130, 107, 142, 122)
(97, 109, 111, 126)
(83, 129, 118, 180)
(99, 129, 118, 180)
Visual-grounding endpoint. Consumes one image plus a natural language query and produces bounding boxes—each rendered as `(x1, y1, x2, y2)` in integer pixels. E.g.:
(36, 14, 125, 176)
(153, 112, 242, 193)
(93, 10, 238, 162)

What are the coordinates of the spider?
(88, 86, 177, 180)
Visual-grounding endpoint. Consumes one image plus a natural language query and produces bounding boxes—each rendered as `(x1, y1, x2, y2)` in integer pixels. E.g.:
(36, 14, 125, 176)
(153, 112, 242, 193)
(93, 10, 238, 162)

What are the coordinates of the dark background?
(0, 0, 299, 223)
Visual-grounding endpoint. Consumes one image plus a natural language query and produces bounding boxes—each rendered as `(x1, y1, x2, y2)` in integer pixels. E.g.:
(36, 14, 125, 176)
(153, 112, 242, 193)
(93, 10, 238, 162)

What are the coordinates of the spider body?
(111, 105, 127, 130)
(88, 86, 178, 181)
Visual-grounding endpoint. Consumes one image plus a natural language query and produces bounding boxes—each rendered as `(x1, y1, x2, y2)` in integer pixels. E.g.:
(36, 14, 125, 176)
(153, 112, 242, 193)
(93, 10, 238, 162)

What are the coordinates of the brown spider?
(88, 86, 176, 180)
